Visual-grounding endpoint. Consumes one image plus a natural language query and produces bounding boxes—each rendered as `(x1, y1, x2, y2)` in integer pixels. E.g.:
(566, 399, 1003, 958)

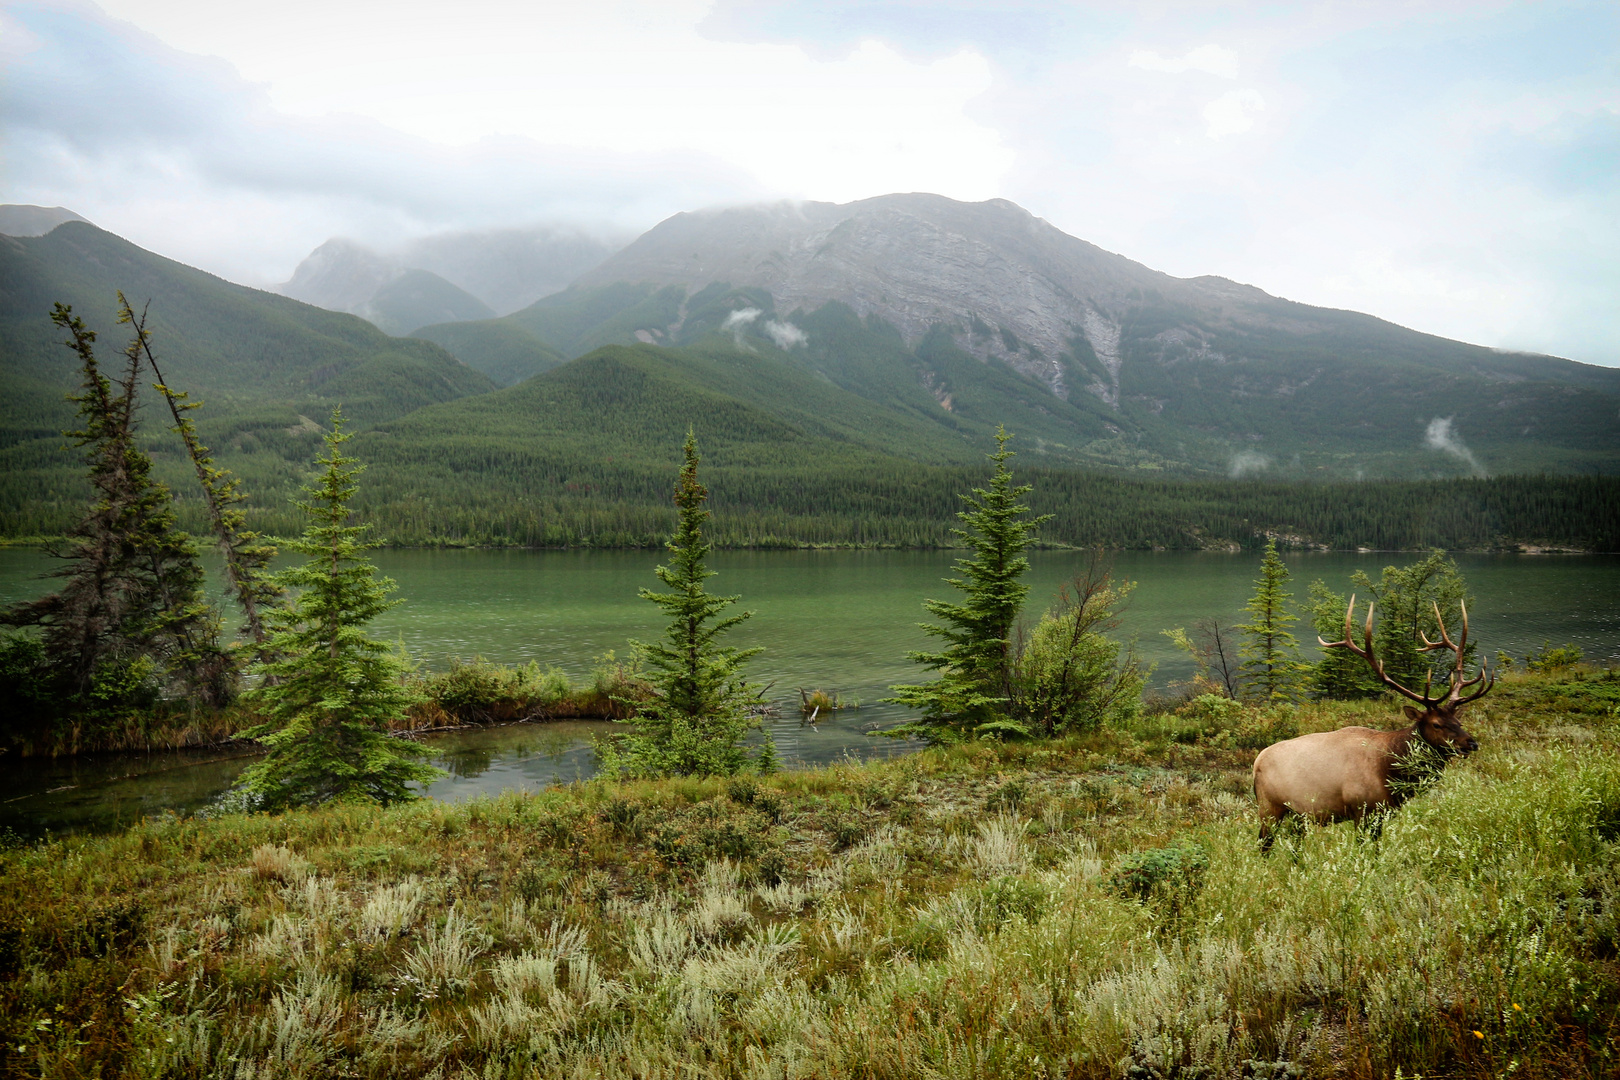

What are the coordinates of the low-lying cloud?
(1424, 417, 1487, 476)
(1228, 450, 1271, 478)
(722, 307, 761, 348)
(764, 319, 807, 349)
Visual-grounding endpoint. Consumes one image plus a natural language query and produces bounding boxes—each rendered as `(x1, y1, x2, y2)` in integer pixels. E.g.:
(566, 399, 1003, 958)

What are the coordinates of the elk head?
(1321, 595, 1493, 756)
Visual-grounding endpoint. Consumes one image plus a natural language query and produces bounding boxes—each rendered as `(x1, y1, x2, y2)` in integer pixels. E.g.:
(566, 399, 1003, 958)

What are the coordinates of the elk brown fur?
(1253, 596, 1490, 851)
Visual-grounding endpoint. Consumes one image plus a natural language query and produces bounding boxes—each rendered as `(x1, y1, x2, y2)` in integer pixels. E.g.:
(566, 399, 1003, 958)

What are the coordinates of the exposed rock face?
(574, 193, 1270, 402)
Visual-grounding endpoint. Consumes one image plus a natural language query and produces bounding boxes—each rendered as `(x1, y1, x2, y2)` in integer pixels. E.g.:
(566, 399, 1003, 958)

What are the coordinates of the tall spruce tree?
(1236, 539, 1308, 702)
(886, 427, 1051, 742)
(603, 430, 768, 778)
(3, 302, 224, 719)
(234, 410, 442, 809)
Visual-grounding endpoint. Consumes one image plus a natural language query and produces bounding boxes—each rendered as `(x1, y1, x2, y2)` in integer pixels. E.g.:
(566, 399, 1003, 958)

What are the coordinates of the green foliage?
(1010, 561, 1146, 735)
(1162, 696, 1301, 749)
(1236, 540, 1308, 702)
(1, 671, 1618, 1079)
(234, 410, 443, 809)
(135, 289, 282, 653)
(415, 658, 571, 724)
(1351, 549, 1473, 690)
(2, 301, 227, 736)
(1161, 618, 1242, 698)
(887, 428, 1051, 742)
(1525, 641, 1584, 674)
(601, 431, 768, 778)
(1108, 841, 1209, 911)
(1306, 580, 1384, 699)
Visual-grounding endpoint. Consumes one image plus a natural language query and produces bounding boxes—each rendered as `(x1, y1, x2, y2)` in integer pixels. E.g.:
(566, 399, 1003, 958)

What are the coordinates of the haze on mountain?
(276, 227, 626, 336)
(1, 201, 1614, 553)
(417, 193, 1620, 480)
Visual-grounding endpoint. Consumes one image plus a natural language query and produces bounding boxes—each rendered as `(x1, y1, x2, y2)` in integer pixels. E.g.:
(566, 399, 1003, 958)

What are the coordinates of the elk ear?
(1403, 706, 1423, 721)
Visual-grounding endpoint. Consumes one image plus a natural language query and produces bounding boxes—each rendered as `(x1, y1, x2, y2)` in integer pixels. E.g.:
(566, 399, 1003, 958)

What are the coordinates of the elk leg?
(1257, 799, 1289, 855)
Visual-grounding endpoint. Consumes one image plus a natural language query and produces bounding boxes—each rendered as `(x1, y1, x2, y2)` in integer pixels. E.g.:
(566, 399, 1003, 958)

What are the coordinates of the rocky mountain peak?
(574, 193, 1271, 403)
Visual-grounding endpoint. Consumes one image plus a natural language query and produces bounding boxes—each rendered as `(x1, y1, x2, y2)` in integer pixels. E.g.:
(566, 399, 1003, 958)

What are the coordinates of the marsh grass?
(0, 669, 1616, 1078)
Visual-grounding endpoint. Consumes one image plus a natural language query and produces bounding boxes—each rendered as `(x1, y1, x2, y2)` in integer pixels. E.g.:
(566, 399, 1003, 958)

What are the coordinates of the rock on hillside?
(574, 194, 1279, 404)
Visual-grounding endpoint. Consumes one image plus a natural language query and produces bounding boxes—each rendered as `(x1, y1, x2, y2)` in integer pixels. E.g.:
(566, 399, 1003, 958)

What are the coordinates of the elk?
(1253, 595, 1492, 851)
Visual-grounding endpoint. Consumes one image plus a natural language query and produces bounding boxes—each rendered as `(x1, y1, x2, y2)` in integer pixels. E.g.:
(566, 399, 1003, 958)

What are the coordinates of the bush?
(1011, 561, 1146, 736)
(418, 657, 570, 723)
(1526, 641, 1584, 674)
(1108, 842, 1209, 912)
(1161, 695, 1299, 749)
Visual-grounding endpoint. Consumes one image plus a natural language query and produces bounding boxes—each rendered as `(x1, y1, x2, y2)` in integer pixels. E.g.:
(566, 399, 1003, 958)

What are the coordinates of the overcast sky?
(3, 0, 1616, 365)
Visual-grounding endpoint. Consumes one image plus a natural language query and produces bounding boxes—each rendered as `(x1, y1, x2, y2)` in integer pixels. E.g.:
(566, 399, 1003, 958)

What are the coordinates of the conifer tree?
(3, 302, 224, 714)
(1236, 539, 1307, 702)
(128, 292, 281, 652)
(1305, 580, 1383, 699)
(234, 410, 442, 809)
(1351, 550, 1473, 690)
(886, 427, 1051, 742)
(604, 430, 767, 778)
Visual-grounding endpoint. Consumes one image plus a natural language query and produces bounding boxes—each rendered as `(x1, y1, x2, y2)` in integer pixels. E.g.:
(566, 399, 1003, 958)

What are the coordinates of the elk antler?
(1319, 595, 1443, 707)
(1419, 600, 1494, 706)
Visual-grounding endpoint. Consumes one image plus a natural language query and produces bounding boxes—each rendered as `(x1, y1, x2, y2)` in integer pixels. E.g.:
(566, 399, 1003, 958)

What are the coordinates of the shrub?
(418, 658, 570, 724)
(1165, 696, 1298, 749)
(1011, 567, 1146, 736)
(1526, 641, 1584, 674)
(1108, 842, 1209, 912)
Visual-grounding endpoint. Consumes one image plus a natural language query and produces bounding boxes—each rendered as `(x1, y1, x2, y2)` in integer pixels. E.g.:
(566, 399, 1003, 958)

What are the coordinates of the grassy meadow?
(2, 668, 1617, 1079)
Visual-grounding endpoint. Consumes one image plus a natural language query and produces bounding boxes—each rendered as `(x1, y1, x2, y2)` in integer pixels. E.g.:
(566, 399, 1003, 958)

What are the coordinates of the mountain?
(0, 205, 88, 237)
(403, 227, 624, 315)
(276, 226, 623, 334)
(0, 220, 497, 536)
(356, 269, 494, 336)
(3, 197, 1616, 552)
(429, 194, 1620, 478)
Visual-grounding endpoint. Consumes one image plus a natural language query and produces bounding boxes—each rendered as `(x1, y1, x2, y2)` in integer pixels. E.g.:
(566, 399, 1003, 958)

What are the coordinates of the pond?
(2, 547, 1616, 837)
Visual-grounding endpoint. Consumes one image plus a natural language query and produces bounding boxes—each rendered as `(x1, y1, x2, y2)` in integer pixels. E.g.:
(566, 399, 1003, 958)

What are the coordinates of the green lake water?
(3, 547, 1616, 836)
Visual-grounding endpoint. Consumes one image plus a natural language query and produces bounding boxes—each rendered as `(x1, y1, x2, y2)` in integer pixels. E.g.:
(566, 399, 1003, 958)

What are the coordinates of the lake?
(2, 547, 1616, 836)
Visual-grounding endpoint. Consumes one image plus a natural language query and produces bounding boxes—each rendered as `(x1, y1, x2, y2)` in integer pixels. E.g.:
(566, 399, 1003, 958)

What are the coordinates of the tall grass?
(0, 669, 1615, 1078)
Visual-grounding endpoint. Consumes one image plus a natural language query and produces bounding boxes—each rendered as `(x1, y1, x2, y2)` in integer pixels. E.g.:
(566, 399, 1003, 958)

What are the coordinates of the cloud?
(1228, 450, 1271, 478)
(1203, 88, 1265, 138)
(0, 1, 1008, 283)
(764, 319, 808, 349)
(722, 307, 761, 347)
(1129, 44, 1240, 79)
(1424, 417, 1487, 476)
(5, 0, 1617, 367)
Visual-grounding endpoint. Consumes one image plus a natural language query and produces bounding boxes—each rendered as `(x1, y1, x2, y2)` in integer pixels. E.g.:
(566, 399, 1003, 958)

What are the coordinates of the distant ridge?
(0, 204, 88, 237)
(277, 227, 623, 334)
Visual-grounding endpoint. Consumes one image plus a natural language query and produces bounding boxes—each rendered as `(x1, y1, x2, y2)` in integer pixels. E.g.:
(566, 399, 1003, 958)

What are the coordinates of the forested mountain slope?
(425, 194, 1620, 479)
(341, 340, 1620, 552)
(0, 220, 496, 535)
